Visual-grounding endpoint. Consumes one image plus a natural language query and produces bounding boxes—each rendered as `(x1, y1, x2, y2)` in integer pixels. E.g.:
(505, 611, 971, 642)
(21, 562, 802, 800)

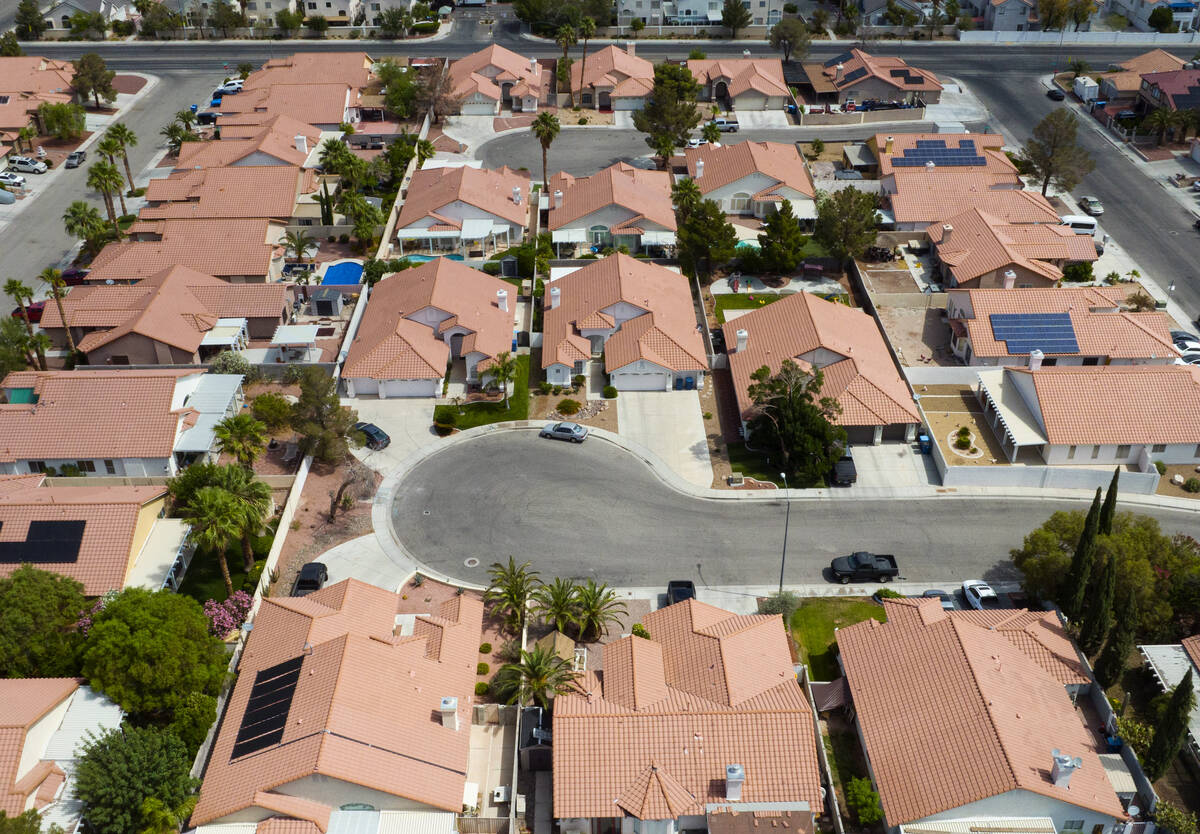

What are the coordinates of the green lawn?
(178, 553, 263, 605)
(434, 354, 530, 430)
(714, 292, 790, 324)
(790, 597, 886, 681)
(726, 441, 786, 487)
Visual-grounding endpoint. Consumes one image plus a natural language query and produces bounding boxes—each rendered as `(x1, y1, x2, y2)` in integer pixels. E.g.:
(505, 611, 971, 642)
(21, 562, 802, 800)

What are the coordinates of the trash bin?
(918, 434, 932, 454)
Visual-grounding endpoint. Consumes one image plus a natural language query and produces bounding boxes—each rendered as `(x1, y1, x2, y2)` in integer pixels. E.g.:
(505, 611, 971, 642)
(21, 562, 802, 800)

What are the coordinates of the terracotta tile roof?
(687, 59, 790, 98)
(256, 820, 323, 834)
(822, 49, 942, 94)
(951, 287, 1177, 360)
(397, 165, 530, 230)
(708, 807, 814, 834)
(1100, 49, 1185, 94)
(179, 116, 321, 169)
(0, 369, 201, 463)
(448, 45, 543, 103)
(839, 598, 1125, 826)
(684, 142, 814, 202)
(571, 45, 654, 99)
(928, 208, 1097, 286)
(553, 600, 822, 820)
(871, 133, 1012, 178)
(1184, 634, 1200, 670)
(1139, 68, 1200, 110)
(244, 52, 374, 92)
(216, 83, 352, 126)
(0, 57, 75, 132)
(722, 293, 919, 427)
(548, 163, 675, 233)
(888, 175, 1052, 224)
(192, 580, 484, 827)
(0, 678, 80, 816)
(1010, 364, 1200, 446)
(541, 255, 707, 374)
(343, 258, 516, 382)
(86, 219, 284, 282)
(142, 166, 311, 221)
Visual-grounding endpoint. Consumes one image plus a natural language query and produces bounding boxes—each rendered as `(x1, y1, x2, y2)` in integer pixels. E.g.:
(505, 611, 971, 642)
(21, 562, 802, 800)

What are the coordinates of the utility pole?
(778, 472, 790, 593)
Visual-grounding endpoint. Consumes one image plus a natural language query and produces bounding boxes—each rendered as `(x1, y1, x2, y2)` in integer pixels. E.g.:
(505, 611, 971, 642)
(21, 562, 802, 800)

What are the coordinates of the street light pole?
(778, 472, 790, 594)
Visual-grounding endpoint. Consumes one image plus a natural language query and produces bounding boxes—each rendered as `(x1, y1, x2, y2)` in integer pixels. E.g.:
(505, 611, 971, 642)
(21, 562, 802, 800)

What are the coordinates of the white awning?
(200, 318, 247, 347)
(976, 369, 1047, 447)
(641, 231, 677, 245)
(706, 9, 722, 20)
(271, 324, 321, 346)
(791, 198, 817, 220)
(125, 519, 190, 592)
(396, 228, 462, 240)
(461, 217, 499, 239)
(552, 229, 587, 243)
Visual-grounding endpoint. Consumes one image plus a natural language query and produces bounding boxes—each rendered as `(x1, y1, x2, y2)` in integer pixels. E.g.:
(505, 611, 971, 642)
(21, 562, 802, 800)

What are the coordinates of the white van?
(1060, 214, 1097, 236)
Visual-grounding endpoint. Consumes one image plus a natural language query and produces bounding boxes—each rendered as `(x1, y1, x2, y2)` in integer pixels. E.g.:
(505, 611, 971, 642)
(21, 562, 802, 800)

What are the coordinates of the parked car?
(291, 561, 328, 596)
(1180, 347, 1200, 365)
(686, 137, 708, 148)
(710, 117, 739, 133)
(217, 80, 243, 94)
(11, 300, 45, 323)
(1047, 87, 1066, 101)
(922, 589, 956, 610)
(7, 156, 47, 174)
(60, 267, 88, 285)
(1078, 196, 1104, 216)
(197, 111, 223, 125)
(0, 190, 13, 205)
(962, 579, 1001, 610)
(0, 171, 26, 188)
(831, 450, 856, 486)
(666, 580, 696, 605)
(353, 421, 390, 450)
(540, 421, 588, 443)
(64, 151, 86, 168)
(829, 551, 899, 584)
(1172, 330, 1198, 344)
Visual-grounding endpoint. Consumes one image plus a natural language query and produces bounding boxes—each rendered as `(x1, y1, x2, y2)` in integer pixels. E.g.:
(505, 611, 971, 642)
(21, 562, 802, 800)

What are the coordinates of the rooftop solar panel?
(231, 656, 304, 760)
(824, 52, 853, 68)
(989, 312, 1080, 355)
(841, 67, 868, 84)
(0, 520, 86, 564)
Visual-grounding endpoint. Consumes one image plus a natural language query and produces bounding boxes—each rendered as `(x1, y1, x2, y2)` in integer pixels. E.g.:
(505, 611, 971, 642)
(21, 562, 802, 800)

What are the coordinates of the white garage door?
(614, 372, 669, 391)
(613, 98, 644, 111)
(381, 378, 439, 398)
(460, 102, 496, 116)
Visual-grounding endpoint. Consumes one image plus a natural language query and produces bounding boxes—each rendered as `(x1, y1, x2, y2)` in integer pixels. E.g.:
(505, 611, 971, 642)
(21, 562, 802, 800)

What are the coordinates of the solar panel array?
(823, 52, 854, 68)
(0, 520, 86, 564)
(889, 68, 926, 85)
(841, 67, 868, 84)
(988, 312, 1080, 355)
(892, 139, 987, 168)
(231, 656, 304, 760)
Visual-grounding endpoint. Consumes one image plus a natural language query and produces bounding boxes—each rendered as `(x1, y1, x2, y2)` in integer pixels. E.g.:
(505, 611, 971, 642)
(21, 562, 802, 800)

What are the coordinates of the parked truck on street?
(829, 551, 899, 584)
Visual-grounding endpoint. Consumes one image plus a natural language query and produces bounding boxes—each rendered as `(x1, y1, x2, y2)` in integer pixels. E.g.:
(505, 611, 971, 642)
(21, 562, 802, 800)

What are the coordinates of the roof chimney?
(941, 224, 952, 246)
(439, 696, 459, 731)
(1050, 750, 1082, 787)
(1003, 269, 1016, 289)
(497, 289, 508, 312)
(1029, 349, 1044, 371)
(553, 189, 563, 210)
(512, 185, 522, 205)
(530, 57, 538, 74)
(885, 135, 894, 154)
(294, 134, 308, 154)
(626, 41, 636, 57)
(736, 329, 748, 353)
(695, 158, 705, 179)
(835, 63, 844, 83)
(725, 764, 746, 801)
(549, 285, 561, 310)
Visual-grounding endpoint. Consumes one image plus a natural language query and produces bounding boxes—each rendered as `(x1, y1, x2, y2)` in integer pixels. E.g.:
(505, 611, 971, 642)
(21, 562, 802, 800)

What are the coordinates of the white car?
(217, 79, 243, 94)
(962, 579, 1001, 610)
(686, 137, 707, 148)
(0, 171, 26, 188)
(1078, 196, 1104, 216)
(7, 156, 47, 174)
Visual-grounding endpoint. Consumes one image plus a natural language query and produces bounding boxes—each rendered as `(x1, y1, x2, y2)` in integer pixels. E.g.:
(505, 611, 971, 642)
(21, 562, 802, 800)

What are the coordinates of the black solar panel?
(823, 52, 853, 68)
(892, 138, 985, 168)
(989, 313, 1080, 355)
(231, 656, 304, 760)
(0, 520, 86, 564)
(841, 67, 868, 84)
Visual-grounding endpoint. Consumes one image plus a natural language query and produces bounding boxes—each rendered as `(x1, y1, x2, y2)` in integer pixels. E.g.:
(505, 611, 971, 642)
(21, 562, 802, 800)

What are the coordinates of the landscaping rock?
(1173, 474, 1186, 486)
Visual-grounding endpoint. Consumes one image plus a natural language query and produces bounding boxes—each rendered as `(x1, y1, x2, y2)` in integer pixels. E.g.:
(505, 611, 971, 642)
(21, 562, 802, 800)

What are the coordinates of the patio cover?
(790, 198, 817, 220)
(125, 518, 190, 591)
(552, 229, 587, 243)
(975, 369, 1046, 448)
(640, 230, 677, 245)
(200, 318, 247, 347)
(460, 217, 499, 239)
(706, 9, 722, 20)
(396, 228, 462, 239)
(271, 324, 321, 346)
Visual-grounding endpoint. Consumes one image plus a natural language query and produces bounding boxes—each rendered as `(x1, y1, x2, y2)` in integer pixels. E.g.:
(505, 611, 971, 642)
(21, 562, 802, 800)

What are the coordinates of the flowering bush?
(77, 591, 117, 637)
(203, 591, 254, 638)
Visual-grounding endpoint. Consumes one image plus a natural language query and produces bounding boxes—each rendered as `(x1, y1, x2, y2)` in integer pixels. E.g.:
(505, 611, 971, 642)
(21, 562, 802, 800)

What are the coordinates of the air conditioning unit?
(492, 786, 510, 804)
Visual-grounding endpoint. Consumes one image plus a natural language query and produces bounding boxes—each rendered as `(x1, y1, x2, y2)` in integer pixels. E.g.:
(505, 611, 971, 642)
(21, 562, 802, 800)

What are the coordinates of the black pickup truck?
(829, 552, 899, 584)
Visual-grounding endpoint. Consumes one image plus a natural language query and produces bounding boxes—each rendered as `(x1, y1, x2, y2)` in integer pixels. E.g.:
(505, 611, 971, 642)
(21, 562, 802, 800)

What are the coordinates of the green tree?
(845, 777, 883, 825)
(1067, 58, 1090, 79)
(577, 17, 596, 106)
(574, 580, 627, 641)
(72, 53, 116, 108)
(485, 556, 541, 634)
(813, 186, 878, 267)
(1148, 5, 1176, 30)
(63, 200, 109, 256)
(213, 413, 269, 468)
(531, 112, 561, 194)
(1144, 668, 1194, 780)
(208, 0, 246, 34)
(106, 123, 138, 194)
(38, 101, 86, 141)
(136, 797, 197, 834)
(284, 228, 315, 263)
(138, 2, 185, 36)
(236, 61, 253, 78)
(672, 178, 702, 222)
(1093, 585, 1137, 688)
(1037, 0, 1069, 28)
(633, 63, 701, 163)
(275, 7, 304, 33)
(556, 24, 578, 105)
(15, 0, 47, 39)
(630, 17, 645, 35)
(0, 565, 86, 678)
(677, 198, 737, 283)
(6, 279, 45, 369)
(1155, 801, 1199, 834)
(1100, 468, 1118, 535)
(769, 17, 810, 63)
(182, 486, 241, 596)
(1078, 550, 1116, 655)
(378, 7, 409, 35)
(1146, 108, 1178, 145)
(491, 645, 578, 710)
(173, 108, 197, 134)
(87, 162, 122, 229)
(746, 360, 846, 486)
(486, 350, 519, 407)
(0, 317, 37, 375)
(205, 466, 271, 572)
(758, 199, 808, 274)
(376, 60, 422, 118)
(1020, 109, 1095, 195)
(534, 577, 580, 633)
(41, 268, 78, 355)
(74, 726, 199, 834)
(810, 7, 829, 29)
(159, 121, 195, 155)
(306, 12, 329, 34)
(0, 32, 24, 56)
(292, 366, 359, 463)
(1063, 487, 1101, 620)
(702, 120, 721, 144)
(722, 0, 752, 37)
(69, 10, 108, 37)
(166, 691, 217, 755)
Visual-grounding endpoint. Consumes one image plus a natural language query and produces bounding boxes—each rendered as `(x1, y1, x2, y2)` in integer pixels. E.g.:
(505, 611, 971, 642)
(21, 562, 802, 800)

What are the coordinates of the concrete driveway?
(616, 391, 712, 488)
(846, 443, 939, 489)
(345, 397, 443, 473)
(733, 111, 791, 128)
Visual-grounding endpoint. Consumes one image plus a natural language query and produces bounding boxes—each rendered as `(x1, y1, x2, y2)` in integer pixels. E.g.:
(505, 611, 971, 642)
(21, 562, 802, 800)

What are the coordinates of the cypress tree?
(1144, 668, 1194, 781)
(1094, 585, 1137, 689)
(1099, 468, 1119, 536)
(1079, 552, 1116, 656)
(1063, 487, 1101, 620)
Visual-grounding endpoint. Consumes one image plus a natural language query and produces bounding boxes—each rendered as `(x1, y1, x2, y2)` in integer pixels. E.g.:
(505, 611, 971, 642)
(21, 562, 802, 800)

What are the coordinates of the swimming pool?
(403, 254, 466, 263)
(321, 261, 364, 285)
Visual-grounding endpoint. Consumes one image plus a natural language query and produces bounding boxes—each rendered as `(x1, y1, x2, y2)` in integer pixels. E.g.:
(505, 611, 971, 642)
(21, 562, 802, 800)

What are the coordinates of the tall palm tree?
(491, 645, 578, 710)
(183, 485, 242, 597)
(62, 200, 107, 255)
(86, 163, 120, 231)
(106, 123, 138, 194)
(555, 25, 577, 106)
(174, 109, 198, 133)
(39, 268, 76, 355)
(212, 465, 272, 573)
(1178, 108, 1200, 141)
(702, 121, 721, 145)
(352, 214, 378, 253)
(485, 556, 541, 634)
(214, 413, 269, 469)
(574, 580, 627, 642)
(96, 134, 126, 197)
(1145, 108, 1176, 145)
(91, 159, 127, 216)
(535, 577, 579, 634)
(577, 17, 596, 108)
(319, 138, 353, 174)
(284, 229, 315, 263)
(5, 279, 44, 369)
(487, 350, 518, 408)
(530, 112, 560, 195)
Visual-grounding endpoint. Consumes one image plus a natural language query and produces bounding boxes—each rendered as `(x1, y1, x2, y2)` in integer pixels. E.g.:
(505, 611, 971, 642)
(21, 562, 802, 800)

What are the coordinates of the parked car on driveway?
(1078, 196, 1104, 216)
(64, 151, 86, 168)
(11, 301, 45, 323)
(666, 580, 696, 605)
(291, 561, 328, 596)
(7, 156, 47, 174)
(0, 171, 26, 188)
(922, 589, 956, 609)
(962, 579, 1001, 610)
(831, 449, 856, 485)
(60, 267, 88, 285)
(353, 421, 390, 450)
(540, 421, 588, 443)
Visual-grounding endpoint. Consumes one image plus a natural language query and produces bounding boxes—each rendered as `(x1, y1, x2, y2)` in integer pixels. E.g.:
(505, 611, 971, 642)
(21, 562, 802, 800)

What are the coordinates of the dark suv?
(354, 421, 390, 450)
(666, 581, 696, 605)
(831, 449, 857, 486)
(291, 562, 328, 596)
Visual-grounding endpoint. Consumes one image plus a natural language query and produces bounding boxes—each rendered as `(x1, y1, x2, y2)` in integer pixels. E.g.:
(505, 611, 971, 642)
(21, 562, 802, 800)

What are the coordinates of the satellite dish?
(1128, 806, 1141, 818)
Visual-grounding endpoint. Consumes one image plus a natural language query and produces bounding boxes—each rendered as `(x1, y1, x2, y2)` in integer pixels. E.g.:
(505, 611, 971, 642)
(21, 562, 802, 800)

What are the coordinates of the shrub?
(412, 19, 438, 32)
(1117, 715, 1153, 756)
(631, 623, 650, 639)
(482, 261, 501, 275)
(603, 385, 618, 399)
(845, 777, 883, 825)
(479, 642, 493, 654)
(578, 117, 588, 125)
(476, 662, 490, 675)
(435, 409, 457, 428)
(1185, 478, 1200, 493)
(811, 137, 824, 156)
(783, 1, 798, 10)
(328, 235, 336, 242)
(552, 385, 562, 395)
(251, 393, 293, 431)
(758, 591, 800, 621)
(874, 588, 903, 599)
(1155, 800, 1199, 834)
(703, 411, 712, 420)
(202, 591, 253, 637)
(557, 398, 581, 415)
(475, 681, 490, 696)
(539, 381, 552, 394)
(572, 374, 586, 389)
(1062, 262, 1094, 283)
(338, 233, 350, 244)
(282, 364, 305, 385)
(956, 426, 970, 439)
(954, 436, 971, 450)
(1155, 460, 1167, 475)
(210, 350, 252, 376)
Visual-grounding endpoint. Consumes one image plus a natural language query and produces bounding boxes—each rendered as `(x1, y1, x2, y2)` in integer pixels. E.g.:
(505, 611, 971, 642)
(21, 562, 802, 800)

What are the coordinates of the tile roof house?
(548, 163, 676, 254)
(553, 599, 823, 833)
(1137, 67, 1200, 113)
(0, 57, 75, 141)
(0, 679, 123, 833)
(816, 50, 942, 105)
(687, 59, 790, 111)
(682, 141, 816, 220)
(886, 175, 1058, 230)
(946, 287, 1178, 367)
(571, 44, 654, 111)
(928, 208, 1098, 288)
(191, 579, 484, 830)
(39, 264, 291, 366)
(542, 255, 707, 391)
(342, 258, 517, 398)
(0, 369, 244, 477)
(179, 116, 329, 170)
(395, 164, 531, 257)
(215, 84, 358, 131)
(872, 133, 1016, 180)
(243, 52, 375, 94)
(448, 45, 546, 115)
(1138, 635, 1200, 763)
(838, 597, 1127, 831)
(1099, 50, 1185, 101)
(974, 364, 1200, 465)
(85, 218, 287, 284)
(722, 292, 920, 444)
(0, 474, 190, 595)
(140, 165, 321, 224)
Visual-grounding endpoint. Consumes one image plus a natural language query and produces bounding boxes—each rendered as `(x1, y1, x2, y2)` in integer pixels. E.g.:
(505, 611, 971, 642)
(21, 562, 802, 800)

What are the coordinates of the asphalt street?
(389, 432, 1200, 588)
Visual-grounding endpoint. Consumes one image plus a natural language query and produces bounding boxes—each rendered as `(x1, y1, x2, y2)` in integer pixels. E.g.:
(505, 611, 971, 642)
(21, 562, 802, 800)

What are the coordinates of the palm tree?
(182, 485, 242, 597)
(93, 159, 127, 216)
(96, 134, 126, 198)
(535, 578, 579, 634)
(486, 350, 518, 408)
(16, 126, 35, 154)
(574, 579, 627, 642)
(212, 464, 272, 572)
(106, 123, 138, 194)
(352, 213, 378, 253)
(160, 122, 191, 155)
(39, 268, 76, 355)
(702, 121, 721, 145)
(62, 200, 108, 255)
(555, 24, 577, 106)
(5, 279, 44, 369)
(578, 17, 596, 108)
(174, 109, 198, 133)
(284, 229, 315, 263)
(1178, 108, 1200, 141)
(214, 413, 269, 468)
(530, 112, 560, 195)
(1145, 108, 1176, 145)
(485, 556, 541, 634)
(86, 162, 120, 231)
(319, 138, 353, 174)
(415, 138, 436, 167)
(491, 645, 578, 710)
(1067, 59, 1090, 79)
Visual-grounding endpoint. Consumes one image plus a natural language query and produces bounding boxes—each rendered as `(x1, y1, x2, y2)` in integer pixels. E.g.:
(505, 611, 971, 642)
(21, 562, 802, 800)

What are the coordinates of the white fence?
(960, 29, 1200, 43)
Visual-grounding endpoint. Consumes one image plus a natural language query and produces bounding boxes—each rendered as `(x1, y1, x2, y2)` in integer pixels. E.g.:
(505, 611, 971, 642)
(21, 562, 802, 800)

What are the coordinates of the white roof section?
(375, 811, 457, 834)
(1098, 753, 1137, 796)
(125, 518, 191, 591)
(976, 369, 1047, 447)
(640, 230, 677, 245)
(40, 686, 124, 834)
(201, 318, 248, 347)
(396, 229, 463, 239)
(551, 229, 587, 243)
(1140, 643, 1200, 755)
(271, 324, 321, 346)
(900, 819, 1057, 834)
(174, 374, 244, 454)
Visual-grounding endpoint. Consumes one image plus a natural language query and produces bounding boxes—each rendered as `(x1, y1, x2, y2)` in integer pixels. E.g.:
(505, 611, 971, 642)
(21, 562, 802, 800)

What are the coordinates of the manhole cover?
(464, 558, 480, 568)
(423, 510, 431, 515)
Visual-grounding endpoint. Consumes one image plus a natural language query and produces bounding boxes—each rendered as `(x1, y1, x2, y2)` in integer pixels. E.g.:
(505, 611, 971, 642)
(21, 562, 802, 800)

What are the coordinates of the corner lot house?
(395, 164, 531, 257)
(687, 59, 790, 111)
(1137, 67, 1200, 114)
(448, 44, 546, 115)
(554, 599, 823, 834)
(342, 258, 517, 398)
(84, 219, 287, 284)
(839, 597, 1128, 834)
(542, 255, 707, 391)
(1098, 50, 1184, 103)
(0, 679, 123, 833)
(947, 287, 1178, 366)
(722, 292, 920, 444)
(548, 163, 676, 254)
(0, 57, 75, 143)
(177, 116, 331, 170)
(815, 50, 942, 105)
(1139, 635, 1200, 761)
(682, 141, 815, 220)
(191, 579, 483, 829)
(0, 369, 244, 477)
(572, 44, 654, 110)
